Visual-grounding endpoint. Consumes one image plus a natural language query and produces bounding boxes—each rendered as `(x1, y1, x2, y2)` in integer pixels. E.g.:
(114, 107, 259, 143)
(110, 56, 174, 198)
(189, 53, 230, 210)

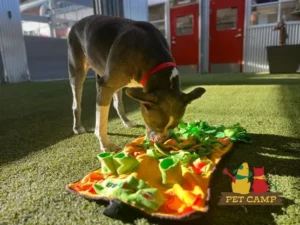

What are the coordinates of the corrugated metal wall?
(244, 23, 300, 73)
(285, 23, 300, 45)
(99, 0, 124, 17)
(123, 0, 148, 21)
(0, 0, 29, 83)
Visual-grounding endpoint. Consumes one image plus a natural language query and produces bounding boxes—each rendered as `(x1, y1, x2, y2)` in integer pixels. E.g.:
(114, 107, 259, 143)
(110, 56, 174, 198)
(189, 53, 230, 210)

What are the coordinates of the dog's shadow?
(86, 124, 145, 139)
(95, 133, 299, 225)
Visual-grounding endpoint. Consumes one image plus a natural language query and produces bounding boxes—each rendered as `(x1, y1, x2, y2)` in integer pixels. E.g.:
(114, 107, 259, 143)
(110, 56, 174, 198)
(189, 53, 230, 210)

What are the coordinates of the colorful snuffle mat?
(66, 121, 251, 220)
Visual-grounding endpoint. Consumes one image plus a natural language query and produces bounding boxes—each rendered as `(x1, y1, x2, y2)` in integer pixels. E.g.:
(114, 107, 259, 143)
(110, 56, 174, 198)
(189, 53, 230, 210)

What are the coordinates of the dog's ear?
(125, 88, 157, 104)
(182, 87, 206, 104)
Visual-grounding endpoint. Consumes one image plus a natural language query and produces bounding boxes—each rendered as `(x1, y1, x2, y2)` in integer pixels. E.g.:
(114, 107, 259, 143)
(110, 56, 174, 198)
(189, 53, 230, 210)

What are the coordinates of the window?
(217, 7, 238, 30)
(152, 21, 166, 36)
(172, 0, 198, 7)
(22, 21, 51, 37)
(149, 4, 166, 37)
(176, 14, 193, 35)
(251, 4, 279, 25)
(252, 0, 278, 3)
(281, 1, 300, 22)
(149, 4, 165, 21)
(250, 0, 300, 26)
(20, 1, 93, 38)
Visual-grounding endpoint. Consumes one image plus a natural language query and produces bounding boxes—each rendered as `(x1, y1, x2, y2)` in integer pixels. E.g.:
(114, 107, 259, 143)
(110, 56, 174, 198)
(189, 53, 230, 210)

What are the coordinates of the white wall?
(0, 0, 30, 83)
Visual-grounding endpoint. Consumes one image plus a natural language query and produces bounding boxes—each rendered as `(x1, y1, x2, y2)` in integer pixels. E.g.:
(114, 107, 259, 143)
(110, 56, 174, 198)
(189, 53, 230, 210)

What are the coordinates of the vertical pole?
(0, 50, 6, 83)
(93, 0, 97, 14)
(118, 0, 124, 17)
(198, 0, 202, 73)
(93, 0, 123, 17)
(278, 0, 281, 22)
(200, 0, 209, 73)
(49, 16, 56, 38)
(93, 0, 102, 15)
(165, 0, 171, 45)
(243, 0, 250, 73)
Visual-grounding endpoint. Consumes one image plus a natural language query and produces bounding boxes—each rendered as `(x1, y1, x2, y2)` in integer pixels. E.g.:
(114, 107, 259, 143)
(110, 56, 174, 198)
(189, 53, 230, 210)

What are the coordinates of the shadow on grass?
(108, 132, 142, 138)
(279, 85, 300, 138)
(202, 133, 299, 225)
(93, 133, 299, 225)
(0, 79, 141, 166)
(2, 73, 299, 166)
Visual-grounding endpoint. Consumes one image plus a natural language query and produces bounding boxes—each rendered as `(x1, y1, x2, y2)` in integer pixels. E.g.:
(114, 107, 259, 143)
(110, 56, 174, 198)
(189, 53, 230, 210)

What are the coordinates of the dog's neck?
(141, 67, 180, 93)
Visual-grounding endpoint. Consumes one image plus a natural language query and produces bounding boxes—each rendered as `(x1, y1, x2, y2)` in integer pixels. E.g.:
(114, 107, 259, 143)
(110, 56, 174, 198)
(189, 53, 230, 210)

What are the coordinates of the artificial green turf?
(0, 73, 300, 225)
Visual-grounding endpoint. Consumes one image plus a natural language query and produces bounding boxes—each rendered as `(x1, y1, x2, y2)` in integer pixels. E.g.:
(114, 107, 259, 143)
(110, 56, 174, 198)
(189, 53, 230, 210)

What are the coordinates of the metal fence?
(24, 35, 93, 81)
(243, 22, 300, 73)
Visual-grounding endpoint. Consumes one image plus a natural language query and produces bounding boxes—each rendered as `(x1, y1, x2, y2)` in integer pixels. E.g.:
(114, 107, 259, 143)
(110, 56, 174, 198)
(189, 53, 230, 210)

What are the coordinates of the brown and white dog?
(68, 15, 206, 152)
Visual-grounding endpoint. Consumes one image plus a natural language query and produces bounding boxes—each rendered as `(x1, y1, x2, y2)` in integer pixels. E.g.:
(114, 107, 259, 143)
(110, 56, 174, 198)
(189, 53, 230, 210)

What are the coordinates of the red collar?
(140, 62, 177, 86)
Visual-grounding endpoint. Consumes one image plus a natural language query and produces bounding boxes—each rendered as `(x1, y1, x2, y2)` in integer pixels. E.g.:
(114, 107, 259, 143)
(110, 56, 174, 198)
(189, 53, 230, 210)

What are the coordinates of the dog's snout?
(147, 131, 169, 142)
(156, 132, 170, 143)
(156, 135, 168, 143)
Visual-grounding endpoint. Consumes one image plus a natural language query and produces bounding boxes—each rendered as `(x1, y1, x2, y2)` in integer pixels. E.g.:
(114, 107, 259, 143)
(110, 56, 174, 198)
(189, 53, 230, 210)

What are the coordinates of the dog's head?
(125, 87, 205, 142)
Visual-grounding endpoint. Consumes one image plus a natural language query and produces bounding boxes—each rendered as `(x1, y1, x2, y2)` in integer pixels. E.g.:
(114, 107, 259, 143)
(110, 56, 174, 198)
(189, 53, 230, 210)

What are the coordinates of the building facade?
(149, 0, 300, 73)
(1, 0, 299, 83)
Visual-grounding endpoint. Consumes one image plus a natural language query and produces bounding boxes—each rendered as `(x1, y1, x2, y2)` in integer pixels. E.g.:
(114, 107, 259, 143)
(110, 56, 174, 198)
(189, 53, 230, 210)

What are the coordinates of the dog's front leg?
(95, 85, 121, 152)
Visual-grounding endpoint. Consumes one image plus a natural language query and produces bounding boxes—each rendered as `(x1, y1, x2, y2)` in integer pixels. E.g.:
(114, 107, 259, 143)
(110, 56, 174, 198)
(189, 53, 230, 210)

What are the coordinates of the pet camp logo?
(218, 162, 283, 205)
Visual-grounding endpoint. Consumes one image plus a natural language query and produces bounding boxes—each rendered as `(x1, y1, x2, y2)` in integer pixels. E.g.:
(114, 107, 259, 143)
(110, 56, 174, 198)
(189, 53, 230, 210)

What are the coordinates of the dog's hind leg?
(113, 89, 136, 128)
(68, 34, 88, 134)
(69, 64, 87, 134)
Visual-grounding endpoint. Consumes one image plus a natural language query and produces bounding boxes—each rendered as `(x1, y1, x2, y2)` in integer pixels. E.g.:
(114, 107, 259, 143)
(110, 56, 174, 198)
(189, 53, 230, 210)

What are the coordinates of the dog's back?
(68, 15, 171, 72)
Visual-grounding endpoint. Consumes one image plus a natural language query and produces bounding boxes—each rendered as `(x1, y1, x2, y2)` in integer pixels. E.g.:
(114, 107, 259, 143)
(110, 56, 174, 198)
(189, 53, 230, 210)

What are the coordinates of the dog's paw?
(123, 121, 136, 128)
(101, 142, 122, 152)
(73, 126, 86, 134)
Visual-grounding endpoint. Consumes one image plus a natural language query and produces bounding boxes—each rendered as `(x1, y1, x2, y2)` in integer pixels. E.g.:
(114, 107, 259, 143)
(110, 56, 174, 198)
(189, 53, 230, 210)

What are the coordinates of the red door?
(170, 4, 199, 70)
(209, 0, 245, 73)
